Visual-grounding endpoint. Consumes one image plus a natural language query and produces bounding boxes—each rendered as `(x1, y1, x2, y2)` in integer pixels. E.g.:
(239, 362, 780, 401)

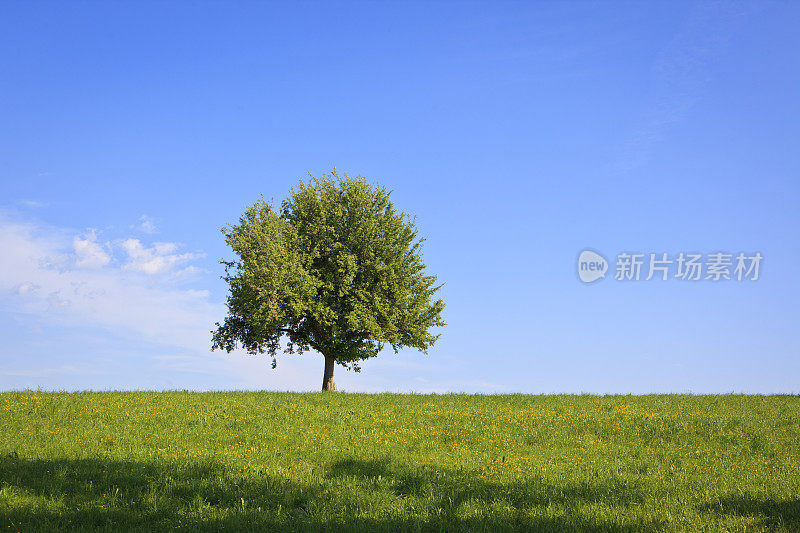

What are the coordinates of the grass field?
(0, 392, 798, 531)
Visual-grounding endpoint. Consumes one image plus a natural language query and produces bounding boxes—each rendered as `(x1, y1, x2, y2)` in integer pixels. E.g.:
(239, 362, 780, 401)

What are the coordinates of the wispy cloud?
(19, 199, 49, 208)
(0, 364, 88, 378)
(137, 214, 157, 234)
(614, 2, 753, 173)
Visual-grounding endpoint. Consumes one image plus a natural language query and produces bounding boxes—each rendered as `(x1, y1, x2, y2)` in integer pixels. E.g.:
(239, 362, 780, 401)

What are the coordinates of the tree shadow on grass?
(0, 454, 320, 531)
(326, 457, 662, 532)
(698, 494, 800, 532)
(0, 453, 664, 532)
(327, 457, 646, 506)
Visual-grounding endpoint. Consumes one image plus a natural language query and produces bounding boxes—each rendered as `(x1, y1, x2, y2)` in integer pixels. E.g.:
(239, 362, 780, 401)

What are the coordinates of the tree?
(212, 171, 445, 391)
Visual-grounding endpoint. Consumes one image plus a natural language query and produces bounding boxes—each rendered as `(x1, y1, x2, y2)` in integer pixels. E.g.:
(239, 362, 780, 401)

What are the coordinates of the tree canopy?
(212, 171, 445, 390)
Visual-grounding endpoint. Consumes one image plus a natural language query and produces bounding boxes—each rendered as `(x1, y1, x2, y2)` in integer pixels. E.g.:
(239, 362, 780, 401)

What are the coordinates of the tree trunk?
(322, 355, 335, 391)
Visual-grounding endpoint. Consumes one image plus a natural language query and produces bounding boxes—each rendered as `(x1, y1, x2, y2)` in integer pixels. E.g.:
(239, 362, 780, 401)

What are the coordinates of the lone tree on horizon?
(212, 171, 445, 391)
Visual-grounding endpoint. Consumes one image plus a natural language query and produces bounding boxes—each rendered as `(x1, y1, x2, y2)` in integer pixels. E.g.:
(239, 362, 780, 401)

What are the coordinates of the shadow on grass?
(0, 453, 663, 532)
(327, 457, 646, 509)
(699, 494, 800, 531)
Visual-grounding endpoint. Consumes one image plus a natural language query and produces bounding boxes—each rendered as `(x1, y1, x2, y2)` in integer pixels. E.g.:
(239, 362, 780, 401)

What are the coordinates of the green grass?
(0, 392, 798, 531)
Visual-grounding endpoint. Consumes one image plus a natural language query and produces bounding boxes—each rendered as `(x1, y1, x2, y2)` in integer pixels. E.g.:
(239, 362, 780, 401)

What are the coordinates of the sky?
(1, 1, 798, 393)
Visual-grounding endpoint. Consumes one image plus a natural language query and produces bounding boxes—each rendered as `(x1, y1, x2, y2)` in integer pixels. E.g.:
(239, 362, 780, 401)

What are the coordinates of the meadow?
(0, 392, 798, 532)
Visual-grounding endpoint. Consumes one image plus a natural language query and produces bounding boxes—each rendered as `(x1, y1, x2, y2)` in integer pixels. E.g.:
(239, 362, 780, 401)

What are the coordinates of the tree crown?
(212, 171, 445, 371)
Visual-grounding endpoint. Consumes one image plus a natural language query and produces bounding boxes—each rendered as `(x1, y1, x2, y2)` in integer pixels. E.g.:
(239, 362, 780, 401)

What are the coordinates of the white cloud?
(138, 214, 157, 234)
(73, 229, 111, 269)
(0, 215, 215, 351)
(121, 238, 203, 275)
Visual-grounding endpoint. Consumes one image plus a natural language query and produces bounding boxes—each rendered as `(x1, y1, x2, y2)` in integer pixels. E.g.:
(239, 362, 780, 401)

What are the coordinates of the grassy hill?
(0, 392, 798, 531)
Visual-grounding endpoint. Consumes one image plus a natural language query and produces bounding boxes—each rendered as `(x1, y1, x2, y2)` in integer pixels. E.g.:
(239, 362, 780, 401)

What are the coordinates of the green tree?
(212, 171, 445, 391)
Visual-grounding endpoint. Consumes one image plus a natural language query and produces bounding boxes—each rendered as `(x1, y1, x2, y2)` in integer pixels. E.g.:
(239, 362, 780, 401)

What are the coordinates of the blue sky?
(1, 1, 798, 393)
